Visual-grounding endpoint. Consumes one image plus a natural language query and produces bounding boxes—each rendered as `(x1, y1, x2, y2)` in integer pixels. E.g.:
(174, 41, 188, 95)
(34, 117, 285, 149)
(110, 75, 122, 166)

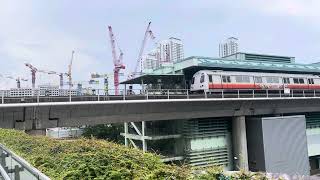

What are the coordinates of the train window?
(235, 76, 250, 83)
(293, 78, 305, 84)
(299, 78, 304, 84)
(208, 75, 213, 83)
(283, 77, 290, 84)
(200, 74, 204, 83)
(254, 77, 262, 83)
(308, 78, 314, 84)
(222, 76, 231, 83)
(266, 77, 279, 83)
(191, 77, 195, 84)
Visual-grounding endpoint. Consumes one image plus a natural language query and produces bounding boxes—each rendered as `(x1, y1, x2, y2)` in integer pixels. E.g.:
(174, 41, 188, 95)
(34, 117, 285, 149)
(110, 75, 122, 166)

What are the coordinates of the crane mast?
(25, 63, 38, 89)
(66, 51, 75, 88)
(108, 26, 125, 95)
(2, 75, 28, 88)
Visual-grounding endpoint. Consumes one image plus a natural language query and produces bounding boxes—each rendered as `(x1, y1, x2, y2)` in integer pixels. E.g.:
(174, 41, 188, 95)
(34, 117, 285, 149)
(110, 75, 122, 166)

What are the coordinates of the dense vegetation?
(82, 124, 124, 144)
(0, 129, 270, 179)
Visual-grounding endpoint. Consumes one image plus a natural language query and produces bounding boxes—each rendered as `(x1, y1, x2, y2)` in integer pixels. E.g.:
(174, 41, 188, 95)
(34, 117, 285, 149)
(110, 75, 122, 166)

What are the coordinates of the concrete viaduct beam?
(0, 97, 320, 130)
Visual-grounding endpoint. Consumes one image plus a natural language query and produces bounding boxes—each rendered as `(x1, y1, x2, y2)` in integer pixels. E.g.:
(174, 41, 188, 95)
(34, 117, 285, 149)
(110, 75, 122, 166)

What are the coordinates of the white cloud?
(248, 0, 320, 17)
(0, 0, 101, 89)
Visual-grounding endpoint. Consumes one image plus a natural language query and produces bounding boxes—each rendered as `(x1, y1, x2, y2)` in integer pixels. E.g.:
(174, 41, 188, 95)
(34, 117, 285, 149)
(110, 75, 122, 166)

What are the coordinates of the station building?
(121, 52, 320, 175)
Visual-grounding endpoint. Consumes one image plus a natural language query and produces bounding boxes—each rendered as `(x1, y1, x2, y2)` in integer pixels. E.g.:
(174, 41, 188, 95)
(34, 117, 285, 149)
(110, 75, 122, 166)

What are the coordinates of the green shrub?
(0, 129, 188, 180)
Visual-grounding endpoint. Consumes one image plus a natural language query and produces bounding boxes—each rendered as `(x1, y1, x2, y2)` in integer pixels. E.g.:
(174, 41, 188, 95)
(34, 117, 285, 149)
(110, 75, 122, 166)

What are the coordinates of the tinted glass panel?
(255, 77, 262, 83)
(299, 78, 304, 84)
(283, 78, 290, 84)
(200, 74, 204, 83)
(222, 76, 231, 83)
(208, 75, 213, 83)
(235, 76, 250, 83)
(266, 77, 279, 83)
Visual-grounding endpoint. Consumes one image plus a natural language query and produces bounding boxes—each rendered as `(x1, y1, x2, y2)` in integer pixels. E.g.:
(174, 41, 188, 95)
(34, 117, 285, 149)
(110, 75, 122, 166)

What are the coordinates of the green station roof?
(121, 56, 320, 84)
(182, 56, 320, 74)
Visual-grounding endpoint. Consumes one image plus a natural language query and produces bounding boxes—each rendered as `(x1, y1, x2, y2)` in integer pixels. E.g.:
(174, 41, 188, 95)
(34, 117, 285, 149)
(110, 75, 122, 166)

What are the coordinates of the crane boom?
(67, 51, 75, 88)
(108, 26, 118, 65)
(108, 25, 125, 95)
(132, 22, 155, 78)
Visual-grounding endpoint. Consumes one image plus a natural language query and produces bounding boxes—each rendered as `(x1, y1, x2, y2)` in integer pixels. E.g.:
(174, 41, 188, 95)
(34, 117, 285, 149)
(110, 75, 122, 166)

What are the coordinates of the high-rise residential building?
(219, 37, 239, 57)
(143, 48, 160, 70)
(143, 37, 184, 71)
(158, 37, 184, 63)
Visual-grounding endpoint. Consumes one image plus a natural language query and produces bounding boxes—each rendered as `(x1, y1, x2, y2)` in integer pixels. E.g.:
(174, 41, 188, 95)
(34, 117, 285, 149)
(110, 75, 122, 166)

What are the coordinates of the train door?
(190, 72, 203, 91)
(199, 73, 208, 90)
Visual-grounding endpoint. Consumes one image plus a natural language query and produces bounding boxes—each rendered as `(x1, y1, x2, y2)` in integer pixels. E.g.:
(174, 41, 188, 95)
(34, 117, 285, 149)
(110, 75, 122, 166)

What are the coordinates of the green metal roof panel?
(191, 56, 320, 73)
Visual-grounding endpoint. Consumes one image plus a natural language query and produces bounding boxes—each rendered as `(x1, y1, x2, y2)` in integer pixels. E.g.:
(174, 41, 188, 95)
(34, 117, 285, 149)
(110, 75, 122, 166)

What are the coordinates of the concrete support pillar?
(232, 116, 249, 171)
(142, 121, 147, 152)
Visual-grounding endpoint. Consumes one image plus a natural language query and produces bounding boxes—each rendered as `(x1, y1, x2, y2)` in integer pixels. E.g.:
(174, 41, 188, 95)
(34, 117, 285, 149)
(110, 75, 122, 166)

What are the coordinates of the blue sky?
(1, 0, 320, 88)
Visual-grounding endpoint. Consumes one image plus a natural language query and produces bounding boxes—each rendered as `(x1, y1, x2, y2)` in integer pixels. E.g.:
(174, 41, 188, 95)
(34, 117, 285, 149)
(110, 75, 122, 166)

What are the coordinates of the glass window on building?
(283, 77, 290, 84)
(293, 78, 299, 84)
(254, 77, 262, 83)
(191, 77, 195, 84)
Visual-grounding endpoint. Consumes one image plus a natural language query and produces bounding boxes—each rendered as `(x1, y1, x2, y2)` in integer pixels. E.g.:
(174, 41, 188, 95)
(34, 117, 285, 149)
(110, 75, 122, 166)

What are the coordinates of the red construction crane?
(24, 63, 38, 89)
(108, 26, 125, 95)
(130, 21, 155, 79)
(25, 63, 57, 88)
(65, 50, 75, 88)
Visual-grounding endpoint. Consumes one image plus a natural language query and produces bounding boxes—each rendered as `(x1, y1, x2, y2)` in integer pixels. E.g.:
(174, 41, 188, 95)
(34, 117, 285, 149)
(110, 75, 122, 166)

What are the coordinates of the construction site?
(1, 21, 320, 176)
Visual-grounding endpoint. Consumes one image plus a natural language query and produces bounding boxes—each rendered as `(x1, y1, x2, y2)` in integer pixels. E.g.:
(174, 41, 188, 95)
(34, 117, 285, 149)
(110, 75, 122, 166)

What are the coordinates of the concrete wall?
(247, 115, 309, 176)
(246, 118, 266, 171)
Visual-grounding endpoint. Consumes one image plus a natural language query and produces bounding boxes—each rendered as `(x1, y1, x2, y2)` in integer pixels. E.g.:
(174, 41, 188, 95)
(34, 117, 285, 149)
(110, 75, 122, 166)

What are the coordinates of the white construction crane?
(130, 21, 155, 79)
(65, 51, 75, 88)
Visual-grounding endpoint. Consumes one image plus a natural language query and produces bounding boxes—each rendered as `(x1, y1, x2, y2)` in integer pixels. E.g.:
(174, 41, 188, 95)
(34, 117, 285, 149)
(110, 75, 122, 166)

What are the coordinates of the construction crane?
(65, 50, 75, 88)
(5, 76, 28, 88)
(0, 74, 27, 88)
(45, 71, 65, 88)
(25, 63, 56, 89)
(24, 63, 38, 89)
(91, 72, 124, 95)
(130, 21, 155, 79)
(108, 26, 125, 95)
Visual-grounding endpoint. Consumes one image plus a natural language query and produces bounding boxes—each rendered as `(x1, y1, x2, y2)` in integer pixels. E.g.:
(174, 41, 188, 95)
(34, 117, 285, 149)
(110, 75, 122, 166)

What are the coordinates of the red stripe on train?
(208, 83, 320, 89)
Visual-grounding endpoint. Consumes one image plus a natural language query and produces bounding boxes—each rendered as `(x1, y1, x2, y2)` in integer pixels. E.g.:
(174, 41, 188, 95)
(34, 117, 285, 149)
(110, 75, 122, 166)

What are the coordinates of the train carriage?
(190, 70, 320, 92)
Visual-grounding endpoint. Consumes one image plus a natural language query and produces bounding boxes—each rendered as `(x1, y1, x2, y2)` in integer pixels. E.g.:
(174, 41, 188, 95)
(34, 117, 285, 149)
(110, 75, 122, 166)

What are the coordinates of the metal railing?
(1, 88, 320, 104)
(0, 144, 50, 180)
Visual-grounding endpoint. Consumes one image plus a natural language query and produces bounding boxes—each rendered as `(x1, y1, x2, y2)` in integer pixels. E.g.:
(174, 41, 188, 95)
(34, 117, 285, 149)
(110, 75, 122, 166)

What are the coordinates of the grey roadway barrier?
(0, 144, 50, 180)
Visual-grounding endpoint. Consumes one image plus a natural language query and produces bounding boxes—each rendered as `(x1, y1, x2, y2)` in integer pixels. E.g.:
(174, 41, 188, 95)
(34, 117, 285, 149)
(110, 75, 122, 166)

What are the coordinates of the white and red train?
(190, 70, 320, 92)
